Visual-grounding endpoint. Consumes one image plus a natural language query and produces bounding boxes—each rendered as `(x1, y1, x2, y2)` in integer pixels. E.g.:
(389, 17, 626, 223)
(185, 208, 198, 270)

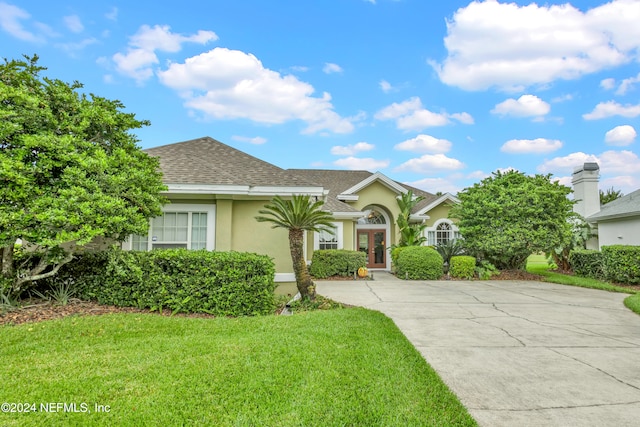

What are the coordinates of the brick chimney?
(572, 162, 600, 219)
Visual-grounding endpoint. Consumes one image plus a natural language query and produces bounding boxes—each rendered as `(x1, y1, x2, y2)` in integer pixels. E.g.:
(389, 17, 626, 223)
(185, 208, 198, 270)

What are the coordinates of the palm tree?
(396, 190, 427, 247)
(255, 195, 335, 300)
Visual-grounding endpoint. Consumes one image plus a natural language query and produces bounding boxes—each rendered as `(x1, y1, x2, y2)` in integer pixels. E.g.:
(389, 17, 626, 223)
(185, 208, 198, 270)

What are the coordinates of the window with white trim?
(314, 222, 343, 250)
(126, 204, 216, 251)
(426, 220, 460, 246)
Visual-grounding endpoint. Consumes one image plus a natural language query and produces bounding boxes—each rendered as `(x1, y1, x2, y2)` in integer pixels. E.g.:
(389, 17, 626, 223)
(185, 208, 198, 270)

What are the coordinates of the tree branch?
(15, 252, 74, 286)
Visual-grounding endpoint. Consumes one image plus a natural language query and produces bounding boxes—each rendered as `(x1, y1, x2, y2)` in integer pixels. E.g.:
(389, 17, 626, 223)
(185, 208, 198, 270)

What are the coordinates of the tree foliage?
(449, 170, 573, 270)
(255, 195, 335, 299)
(600, 187, 623, 205)
(0, 56, 166, 297)
(395, 190, 427, 247)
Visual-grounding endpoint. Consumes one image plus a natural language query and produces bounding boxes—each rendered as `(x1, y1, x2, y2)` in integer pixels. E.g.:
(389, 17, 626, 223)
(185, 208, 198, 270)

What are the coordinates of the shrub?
(395, 246, 444, 280)
(475, 260, 499, 280)
(449, 256, 475, 279)
(310, 250, 366, 279)
(49, 248, 276, 316)
(569, 250, 604, 279)
(436, 239, 465, 266)
(390, 246, 407, 270)
(602, 245, 640, 284)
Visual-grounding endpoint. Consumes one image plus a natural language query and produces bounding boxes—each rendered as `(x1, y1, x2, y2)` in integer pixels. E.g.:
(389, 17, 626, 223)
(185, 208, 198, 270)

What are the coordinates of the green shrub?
(602, 245, 640, 284)
(390, 246, 407, 269)
(475, 260, 499, 280)
(310, 250, 367, 278)
(449, 256, 475, 279)
(569, 250, 604, 279)
(49, 248, 276, 316)
(395, 246, 443, 280)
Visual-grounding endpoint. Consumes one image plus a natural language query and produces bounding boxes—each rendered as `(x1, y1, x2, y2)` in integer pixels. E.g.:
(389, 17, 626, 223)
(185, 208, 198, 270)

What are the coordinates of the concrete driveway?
(316, 273, 640, 427)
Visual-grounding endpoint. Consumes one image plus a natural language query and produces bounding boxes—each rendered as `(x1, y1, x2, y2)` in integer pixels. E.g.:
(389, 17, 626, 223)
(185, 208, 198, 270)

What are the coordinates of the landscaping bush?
(49, 248, 276, 316)
(395, 246, 444, 280)
(602, 245, 640, 284)
(390, 246, 407, 270)
(449, 256, 475, 279)
(569, 250, 605, 280)
(309, 250, 366, 279)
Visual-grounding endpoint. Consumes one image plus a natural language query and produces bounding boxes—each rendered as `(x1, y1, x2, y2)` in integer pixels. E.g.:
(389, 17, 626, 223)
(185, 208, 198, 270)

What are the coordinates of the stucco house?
(572, 162, 640, 249)
(123, 137, 459, 281)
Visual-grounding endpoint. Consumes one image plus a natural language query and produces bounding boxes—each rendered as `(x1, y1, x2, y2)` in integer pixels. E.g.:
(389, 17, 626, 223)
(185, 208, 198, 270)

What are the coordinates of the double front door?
(358, 230, 386, 268)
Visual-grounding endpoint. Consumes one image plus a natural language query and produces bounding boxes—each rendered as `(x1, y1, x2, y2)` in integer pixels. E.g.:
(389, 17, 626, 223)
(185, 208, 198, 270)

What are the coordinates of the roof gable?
(414, 193, 461, 216)
(339, 172, 408, 198)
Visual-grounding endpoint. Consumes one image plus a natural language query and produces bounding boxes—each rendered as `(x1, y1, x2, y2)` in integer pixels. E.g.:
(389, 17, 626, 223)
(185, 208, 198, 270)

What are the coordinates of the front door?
(358, 230, 386, 268)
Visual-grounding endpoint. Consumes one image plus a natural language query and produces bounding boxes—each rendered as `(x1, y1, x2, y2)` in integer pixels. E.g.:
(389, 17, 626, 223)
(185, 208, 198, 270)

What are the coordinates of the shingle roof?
(289, 169, 438, 214)
(145, 137, 318, 187)
(588, 189, 640, 221)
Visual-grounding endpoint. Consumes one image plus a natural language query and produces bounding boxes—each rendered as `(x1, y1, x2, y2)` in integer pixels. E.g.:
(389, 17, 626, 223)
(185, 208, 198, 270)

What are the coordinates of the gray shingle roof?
(145, 137, 318, 187)
(289, 169, 437, 214)
(588, 189, 640, 221)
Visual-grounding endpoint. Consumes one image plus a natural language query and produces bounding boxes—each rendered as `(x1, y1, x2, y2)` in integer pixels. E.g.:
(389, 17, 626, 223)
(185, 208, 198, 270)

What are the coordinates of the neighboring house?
(572, 162, 640, 249)
(123, 137, 459, 281)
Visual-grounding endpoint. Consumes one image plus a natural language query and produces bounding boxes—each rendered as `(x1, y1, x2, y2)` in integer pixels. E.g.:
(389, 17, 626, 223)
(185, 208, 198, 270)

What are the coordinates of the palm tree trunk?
(289, 228, 315, 300)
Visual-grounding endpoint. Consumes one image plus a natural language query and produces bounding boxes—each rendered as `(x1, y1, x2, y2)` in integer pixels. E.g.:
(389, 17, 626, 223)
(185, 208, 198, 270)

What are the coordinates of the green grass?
(526, 254, 640, 316)
(0, 309, 476, 427)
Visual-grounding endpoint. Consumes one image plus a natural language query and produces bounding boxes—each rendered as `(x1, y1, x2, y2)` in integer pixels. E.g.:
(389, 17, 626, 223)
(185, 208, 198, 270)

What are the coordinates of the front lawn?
(0, 309, 476, 426)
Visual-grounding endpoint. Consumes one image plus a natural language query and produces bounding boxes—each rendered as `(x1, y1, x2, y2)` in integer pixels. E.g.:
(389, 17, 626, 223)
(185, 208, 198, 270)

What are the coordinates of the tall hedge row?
(602, 245, 640, 284)
(49, 248, 276, 316)
(569, 250, 605, 280)
(310, 249, 367, 278)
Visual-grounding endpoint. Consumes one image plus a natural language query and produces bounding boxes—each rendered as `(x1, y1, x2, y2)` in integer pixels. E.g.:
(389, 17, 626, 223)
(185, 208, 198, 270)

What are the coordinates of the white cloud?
(432, 0, 640, 91)
(601, 175, 640, 194)
(552, 94, 573, 103)
(501, 138, 563, 154)
(231, 135, 267, 145)
(55, 37, 98, 56)
(394, 134, 452, 153)
(605, 125, 636, 146)
(600, 78, 616, 90)
(0, 2, 43, 42)
(334, 157, 389, 170)
(379, 80, 393, 93)
(404, 177, 461, 195)
(113, 24, 218, 83)
(491, 95, 550, 117)
(290, 65, 309, 72)
(158, 48, 354, 134)
(616, 72, 640, 95)
(538, 152, 599, 174)
(599, 150, 640, 174)
(583, 101, 640, 120)
(396, 154, 465, 173)
(374, 97, 473, 131)
(330, 142, 374, 156)
(63, 15, 83, 33)
(323, 62, 343, 74)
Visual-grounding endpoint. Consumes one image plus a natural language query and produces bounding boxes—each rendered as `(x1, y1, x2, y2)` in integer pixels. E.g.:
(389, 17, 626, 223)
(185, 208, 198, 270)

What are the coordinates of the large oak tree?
(1, 56, 166, 298)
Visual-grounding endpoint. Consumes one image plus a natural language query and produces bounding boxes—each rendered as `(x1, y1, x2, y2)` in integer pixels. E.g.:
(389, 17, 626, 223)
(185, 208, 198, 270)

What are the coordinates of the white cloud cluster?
(63, 15, 83, 33)
(615, 72, 640, 95)
(433, 0, 640, 91)
(583, 101, 640, 120)
(396, 154, 465, 174)
(323, 63, 343, 74)
(330, 142, 374, 156)
(334, 157, 389, 170)
(231, 135, 267, 145)
(0, 2, 51, 42)
(538, 150, 639, 176)
(600, 78, 616, 90)
(374, 97, 473, 131)
(394, 134, 452, 153)
(404, 177, 461, 195)
(113, 24, 218, 82)
(491, 95, 550, 118)
(158, 47, 355, 134)
(501, 138, 563, 154)
(379, 80, 393, 93)
(605, 125, 637, 146)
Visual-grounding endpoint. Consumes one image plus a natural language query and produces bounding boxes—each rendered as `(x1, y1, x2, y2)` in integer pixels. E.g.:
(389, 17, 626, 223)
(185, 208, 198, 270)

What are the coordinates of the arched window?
(358, 209, 386, 225)
(436, 222, 452, 245)
(426, 220, 460, 246)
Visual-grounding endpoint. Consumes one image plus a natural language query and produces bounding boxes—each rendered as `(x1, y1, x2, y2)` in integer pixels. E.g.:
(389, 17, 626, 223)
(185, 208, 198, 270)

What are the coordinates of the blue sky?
(2, 0, 639, 195)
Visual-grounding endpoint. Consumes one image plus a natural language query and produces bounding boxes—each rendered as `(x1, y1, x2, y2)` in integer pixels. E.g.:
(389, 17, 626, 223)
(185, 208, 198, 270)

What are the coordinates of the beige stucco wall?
(424, 202, 456, 227)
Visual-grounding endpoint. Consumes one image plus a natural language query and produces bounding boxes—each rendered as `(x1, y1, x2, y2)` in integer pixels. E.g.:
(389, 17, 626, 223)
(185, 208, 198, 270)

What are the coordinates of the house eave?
(164, 184, 325, 197)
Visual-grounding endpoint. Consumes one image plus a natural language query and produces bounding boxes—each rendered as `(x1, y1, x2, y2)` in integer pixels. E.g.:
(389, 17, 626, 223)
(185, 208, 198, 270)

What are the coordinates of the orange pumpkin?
(357, 267, 368, 278)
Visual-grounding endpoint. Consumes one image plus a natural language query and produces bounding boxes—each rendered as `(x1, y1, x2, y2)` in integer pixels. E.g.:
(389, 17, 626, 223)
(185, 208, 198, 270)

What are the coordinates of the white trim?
(409, 214, 430, 223)
(356, 206, 392, 270)
(275, 273, 296, 282)
(340, 172, 408, 196)
(314, 222, 344, 250)
(415, 193, 460, 216)
(336, 194, 359, 202)
(331, 211, 366, 219)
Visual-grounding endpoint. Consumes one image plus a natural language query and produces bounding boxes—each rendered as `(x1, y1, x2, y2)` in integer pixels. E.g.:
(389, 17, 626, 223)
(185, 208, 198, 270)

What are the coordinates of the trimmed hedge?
(569, 250, 605, 280)
(310, 249, 367, 279)
(396, 246, 444, 280)
(450, 256, 475, 279)
(602, 245, 640, 284)
(49, 248, 276, 316)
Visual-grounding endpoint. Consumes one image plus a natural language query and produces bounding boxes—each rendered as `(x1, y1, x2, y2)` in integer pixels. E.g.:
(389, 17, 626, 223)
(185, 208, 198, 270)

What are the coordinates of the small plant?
(449, 256, 475, 279)
(0, 290, 21, 313)
(48, 281, 76, 306)
(475, 260, 499, 280)
(436, 239, 465, 266)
